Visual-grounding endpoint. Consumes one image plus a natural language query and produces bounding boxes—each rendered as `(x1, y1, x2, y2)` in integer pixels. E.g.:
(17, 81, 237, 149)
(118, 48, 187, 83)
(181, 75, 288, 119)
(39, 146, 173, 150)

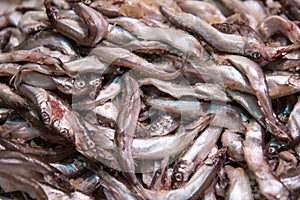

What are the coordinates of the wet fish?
(171, 125, 222, 189)
(109, 17, 207, 59)
(223, 55, 289, 139)
(132, 113, 214, 160)
(259, 16, 300, 43)
(243, 120, 290, 199)
(45, 1, 108, 47)
(90, 46, 181, 80)
(139, 78, 230, 102)
(224, 165, 253, 200)
(221, 130, 245, 162)
(0, 82, 29, 109)
(160, 6, 266, 60)
(145, 98, 246, 132)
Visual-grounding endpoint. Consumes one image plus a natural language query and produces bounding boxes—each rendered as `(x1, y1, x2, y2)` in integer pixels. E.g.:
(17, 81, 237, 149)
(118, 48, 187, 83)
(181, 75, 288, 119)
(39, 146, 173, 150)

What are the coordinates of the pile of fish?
(1, 0, 300, 199)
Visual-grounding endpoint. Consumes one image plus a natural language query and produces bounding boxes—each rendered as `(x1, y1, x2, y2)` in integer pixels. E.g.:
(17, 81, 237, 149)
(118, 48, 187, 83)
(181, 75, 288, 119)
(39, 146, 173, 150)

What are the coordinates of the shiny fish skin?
(224, 165, 253, 200)
(114, 73, 149, 199)
(145, 98, 245, 132)
(243, 121, 290, 200)
(262, 59, 300, 71)
(109, 17, 206, 59)
(0, 137, 74, 162)
(73, 76, 121, 111)
(0, 1, 299, 199)
(136, 114, 178, 138)
(160, 6, 265, 60)
(187, 62, 252, 93)
(0, 151, 73, 193)
(0, 83, 29, 109)
(93, 168, 142, 200)
(89, 45, 181, 81)
(227, 90, 264, 125)
(114, 74, 140, 157)
(107, 39, 184, 56)
(18, 84, 119, 169)
(72, 173, 100, 195)
(105, 24, 137, 46)
(171, 126, 222, 189)
(280, 167, 300, 194)
(147, 149, 225, 200)
(0, 169, 48, 200)
(38, 183, 93, 200)
(177, 0, 226, 23)
(139, 78, 230, 102)
(132, 113, 213, 160)
(63, 55, 107, 74)
(259, 16, 300, 44)
(221, 130, 245, 162)
(278, 0, 300, 21)
(0, 63, 65, 80)
(266, 72, 300, 99)
(45, 1, 108, 47)
(50, 157, 87, 178)
(71, 113, 119, 169)
(21, 71, 57, 90)
(0, 108, 13, 125)
(84, 120, 215, 161)
(0, 50, 63, 67)
(0, 27, 25, 52)
(212, 22, 264, 45)
(52, 73, 101, 97)
(223, 55, 289, 139)
(18, 84, 76, 142)
(15, 31, 78, 61)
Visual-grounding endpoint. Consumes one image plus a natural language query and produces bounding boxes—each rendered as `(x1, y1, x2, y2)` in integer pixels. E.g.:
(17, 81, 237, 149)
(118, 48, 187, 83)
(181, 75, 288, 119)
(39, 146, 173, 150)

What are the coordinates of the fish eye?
(268, 147, 276, 154)
(59, 128, 69, 137)
(174, 172, 183, 182)
(252, 52, 261, 59)
(76, 80, 85, 88)
(221, 24, 229, 32)
(93, 80, 101, 88)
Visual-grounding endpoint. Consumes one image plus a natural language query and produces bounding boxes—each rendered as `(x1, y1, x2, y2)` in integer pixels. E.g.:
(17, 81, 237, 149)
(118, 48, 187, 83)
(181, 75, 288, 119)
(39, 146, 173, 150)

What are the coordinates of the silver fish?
(224, 165, 253, 200)
(243, 120, 290, 199)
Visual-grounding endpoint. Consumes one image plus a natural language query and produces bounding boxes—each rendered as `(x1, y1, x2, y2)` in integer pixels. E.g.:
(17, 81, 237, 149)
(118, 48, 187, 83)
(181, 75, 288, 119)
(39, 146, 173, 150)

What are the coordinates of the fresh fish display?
(0, 0, 299, 199)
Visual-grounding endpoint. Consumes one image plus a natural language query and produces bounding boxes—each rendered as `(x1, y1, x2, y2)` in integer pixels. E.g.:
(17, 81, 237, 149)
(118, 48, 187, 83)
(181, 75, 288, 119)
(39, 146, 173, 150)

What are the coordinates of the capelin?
(0, 151, 74, 192)
(259, 16, 300, 44)
(17, 84, 76, 142)
(0, 83, 29, 110)
(213, 22, 265, 46)
(243, 39, 267, 61)
(222, 55, 290, 140)
(0, 50, 64, 68)
(45, 0, 108, 47)
(243, 120, 290, 199)
(171, 160, 195, 189)
(225, 165, 253, 200)
(160, 6, 263, 58)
